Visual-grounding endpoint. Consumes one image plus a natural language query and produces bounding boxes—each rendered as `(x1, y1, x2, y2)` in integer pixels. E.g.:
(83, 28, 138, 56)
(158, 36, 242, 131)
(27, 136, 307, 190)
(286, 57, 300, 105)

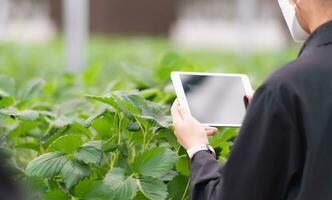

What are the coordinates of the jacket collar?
(298, 20, 332, 57)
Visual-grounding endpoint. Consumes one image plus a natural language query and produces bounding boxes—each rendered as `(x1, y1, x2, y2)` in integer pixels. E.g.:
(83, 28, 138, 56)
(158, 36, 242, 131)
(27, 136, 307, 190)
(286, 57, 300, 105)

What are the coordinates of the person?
(171, 0, 332, 199)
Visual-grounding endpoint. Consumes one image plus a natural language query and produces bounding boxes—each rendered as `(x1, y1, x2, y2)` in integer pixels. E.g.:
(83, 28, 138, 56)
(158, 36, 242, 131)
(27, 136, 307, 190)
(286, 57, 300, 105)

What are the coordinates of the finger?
(245, 90, 255, 102)
(205, 126, 218, 132)
(171, 100, 183, 125)
(206, 130, 217, 136)
(205, 127, 218, 136)
(178, 103, 190, 120)
(204, 125, 218, 131)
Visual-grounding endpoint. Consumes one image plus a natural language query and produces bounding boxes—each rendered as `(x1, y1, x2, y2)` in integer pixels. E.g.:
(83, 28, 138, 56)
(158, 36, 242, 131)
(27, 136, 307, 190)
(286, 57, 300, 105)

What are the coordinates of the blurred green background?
(0, 37, 299, 90)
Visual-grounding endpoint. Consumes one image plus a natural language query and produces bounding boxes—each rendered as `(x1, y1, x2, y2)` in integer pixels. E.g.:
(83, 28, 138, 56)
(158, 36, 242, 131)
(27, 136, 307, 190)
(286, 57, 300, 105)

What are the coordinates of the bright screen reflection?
(180, 74, 247, 126)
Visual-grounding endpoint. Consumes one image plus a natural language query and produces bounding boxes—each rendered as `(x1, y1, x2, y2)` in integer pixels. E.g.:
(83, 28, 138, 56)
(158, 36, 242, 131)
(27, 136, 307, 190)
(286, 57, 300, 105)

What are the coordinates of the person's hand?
(246, 91, 255, 103)
(244, 90, 255, 108)
(171, 100, 218, 150)
(204, 125, 219, 136)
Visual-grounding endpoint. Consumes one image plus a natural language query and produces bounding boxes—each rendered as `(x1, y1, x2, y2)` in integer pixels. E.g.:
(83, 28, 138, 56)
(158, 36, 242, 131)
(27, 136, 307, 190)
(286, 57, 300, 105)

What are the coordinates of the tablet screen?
(179, 74, 247, 125)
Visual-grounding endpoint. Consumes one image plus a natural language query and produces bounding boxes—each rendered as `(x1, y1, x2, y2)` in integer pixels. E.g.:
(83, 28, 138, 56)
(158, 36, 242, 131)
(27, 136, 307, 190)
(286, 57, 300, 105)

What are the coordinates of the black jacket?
(190, 20, 332, 200)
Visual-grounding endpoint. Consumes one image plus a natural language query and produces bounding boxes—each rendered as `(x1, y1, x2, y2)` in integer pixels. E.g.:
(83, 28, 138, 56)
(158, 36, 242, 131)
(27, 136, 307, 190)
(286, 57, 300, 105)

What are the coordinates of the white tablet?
(171, 71, 253, 127)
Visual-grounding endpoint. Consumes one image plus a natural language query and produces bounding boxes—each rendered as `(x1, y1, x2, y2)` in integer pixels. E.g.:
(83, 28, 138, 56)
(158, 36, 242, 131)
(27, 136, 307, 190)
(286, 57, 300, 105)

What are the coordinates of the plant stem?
(142, 129, 147, 152)
(117, 113, 122, 145)
(181, 179, 190, 200)
(135, 118, 147, 152)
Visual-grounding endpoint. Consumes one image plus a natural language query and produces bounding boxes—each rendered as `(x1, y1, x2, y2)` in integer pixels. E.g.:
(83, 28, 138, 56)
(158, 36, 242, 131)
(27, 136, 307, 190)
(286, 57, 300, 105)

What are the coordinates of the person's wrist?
(187, 144, 215, 159)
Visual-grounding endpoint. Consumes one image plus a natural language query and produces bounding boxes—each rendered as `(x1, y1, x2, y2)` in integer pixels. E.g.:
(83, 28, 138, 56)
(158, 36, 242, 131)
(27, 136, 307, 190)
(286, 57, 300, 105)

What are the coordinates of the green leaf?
(19, 78, 45, 100)
(168, 175, 189, 200)
(209, 128, 237, 148)
(26, 152, 67, 178)
(134, 191, 149, 200)
(43, 189, 70, 200)
(74, 179, 114, 200)
(0, 94, 14, 108)
(84, 108, 112, 127)
(61, 160, 91, 189)
(48, 134, 83, 154)
(51, 115, 78, 128)
(69, 122, 92, 138)
(73, 179, 94, 198)
(89, 110, 115, 140)
(103, 141, 119, 153)
(49, 116, 92, 138)
(87, 94, 118, 111)
(16, 143, 40, 152)
(88, 92, 171, 129)
(22, 176, 48, 197)
(156, 52, 193, 82)
(137, 176, 168, 200)
(104, 168, 138, 200)
(0, 75, 16, 96)
(53, 99, 90, 116)
(176, 156, 190, 176)
(139, 88, 160, 99)
(159, 170, 177, 181)
(132, 147, 178, 178)
(0, 107, 39, 121)
(83, 63, 101, 86)
(127, 121, 140, 132)
(74, 141, 102, 165)
(8, 120, 37, 138)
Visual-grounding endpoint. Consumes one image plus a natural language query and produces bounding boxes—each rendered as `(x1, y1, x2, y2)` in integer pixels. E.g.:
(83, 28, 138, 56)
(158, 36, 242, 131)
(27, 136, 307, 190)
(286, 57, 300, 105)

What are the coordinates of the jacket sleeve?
(189, 83, 305, 200)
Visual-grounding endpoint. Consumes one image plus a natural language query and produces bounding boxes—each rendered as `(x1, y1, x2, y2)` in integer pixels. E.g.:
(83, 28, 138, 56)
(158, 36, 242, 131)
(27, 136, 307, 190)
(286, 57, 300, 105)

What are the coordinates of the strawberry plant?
(0, 38, 297, 200)
(0, 74, 193, 200)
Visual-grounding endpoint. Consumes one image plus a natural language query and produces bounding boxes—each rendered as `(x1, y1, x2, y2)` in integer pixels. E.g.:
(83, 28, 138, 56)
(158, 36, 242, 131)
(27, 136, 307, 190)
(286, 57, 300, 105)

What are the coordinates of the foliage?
(0, 37, 298, 199)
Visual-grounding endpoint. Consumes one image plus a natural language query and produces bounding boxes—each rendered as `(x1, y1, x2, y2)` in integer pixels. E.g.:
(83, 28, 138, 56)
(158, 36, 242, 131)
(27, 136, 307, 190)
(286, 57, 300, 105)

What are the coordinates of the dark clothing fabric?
(190, 20, 332, 200)
(0, 159, 24, 200)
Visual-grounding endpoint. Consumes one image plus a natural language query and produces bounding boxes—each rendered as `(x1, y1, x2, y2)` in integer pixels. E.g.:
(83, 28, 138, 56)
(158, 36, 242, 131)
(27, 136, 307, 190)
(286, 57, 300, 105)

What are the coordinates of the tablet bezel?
(171, 71, 253, 127)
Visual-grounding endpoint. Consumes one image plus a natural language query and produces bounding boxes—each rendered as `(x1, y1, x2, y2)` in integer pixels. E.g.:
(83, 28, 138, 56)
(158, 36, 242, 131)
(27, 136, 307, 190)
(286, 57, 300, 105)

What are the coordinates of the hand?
(246, 91, 255, 103)
(204, 125, 219, 136)
(171, 100, 218, 150)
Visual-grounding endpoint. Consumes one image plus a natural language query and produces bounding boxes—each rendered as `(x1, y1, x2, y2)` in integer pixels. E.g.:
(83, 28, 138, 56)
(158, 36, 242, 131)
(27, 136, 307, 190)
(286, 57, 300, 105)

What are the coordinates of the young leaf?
(19, 78, 45, 100)
(104, 168, 138, 200)
(137, 176, 168, 200)
(74, 141, 102, 165)
(60, 160, 91, 189)
(26, 152, 67, 178)
(132, 147, 178, 178)
(48, 134, 83, 154)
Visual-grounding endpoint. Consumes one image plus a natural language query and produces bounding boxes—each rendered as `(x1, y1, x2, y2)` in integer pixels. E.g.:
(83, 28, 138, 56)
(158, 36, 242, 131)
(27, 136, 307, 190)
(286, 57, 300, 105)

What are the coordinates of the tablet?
(171, 71, 253, 127)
